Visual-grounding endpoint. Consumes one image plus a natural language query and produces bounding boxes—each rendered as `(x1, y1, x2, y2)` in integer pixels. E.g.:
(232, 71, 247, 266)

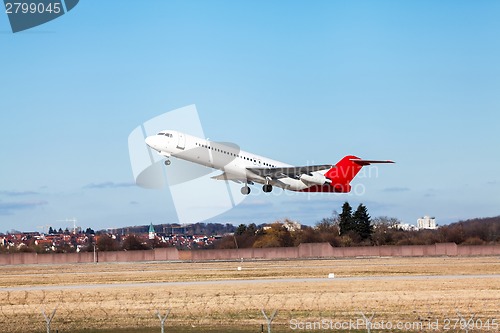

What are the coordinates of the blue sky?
(0, 1, 499, 232)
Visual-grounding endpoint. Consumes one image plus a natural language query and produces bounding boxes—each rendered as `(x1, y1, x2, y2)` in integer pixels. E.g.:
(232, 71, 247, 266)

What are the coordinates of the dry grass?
(0, 256, 498, 287)
(0, 256, 499, 332)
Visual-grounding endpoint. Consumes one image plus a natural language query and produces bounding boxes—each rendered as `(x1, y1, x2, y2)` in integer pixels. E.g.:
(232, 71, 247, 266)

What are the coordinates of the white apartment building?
(417, 216, 437, 230)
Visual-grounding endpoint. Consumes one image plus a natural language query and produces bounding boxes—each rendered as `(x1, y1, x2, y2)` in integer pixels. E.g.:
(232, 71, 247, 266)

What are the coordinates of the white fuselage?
(145, 130, 327, 191)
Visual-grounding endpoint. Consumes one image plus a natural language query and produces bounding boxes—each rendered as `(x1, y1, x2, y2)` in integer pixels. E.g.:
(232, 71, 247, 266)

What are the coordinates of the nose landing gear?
(241, 185, 251, 195)
(164, 160, 171, 166)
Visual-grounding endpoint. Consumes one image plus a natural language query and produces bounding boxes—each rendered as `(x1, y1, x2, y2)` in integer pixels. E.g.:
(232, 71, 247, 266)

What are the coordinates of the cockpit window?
(157, 132, 173, 137)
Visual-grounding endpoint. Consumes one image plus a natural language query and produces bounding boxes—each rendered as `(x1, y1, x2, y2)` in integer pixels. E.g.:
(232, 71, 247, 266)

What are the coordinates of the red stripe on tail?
(325, 155, 363, 193)
(300, 156, 393, 193)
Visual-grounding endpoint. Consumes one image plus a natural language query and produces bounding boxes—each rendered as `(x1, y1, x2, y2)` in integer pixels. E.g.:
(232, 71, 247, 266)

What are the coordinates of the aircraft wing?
(247, 165, 333, 179)
(211, 172, 245, 183)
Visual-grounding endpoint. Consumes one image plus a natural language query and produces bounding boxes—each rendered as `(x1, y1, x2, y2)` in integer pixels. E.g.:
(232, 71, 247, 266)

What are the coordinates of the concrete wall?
(0, 243, 499, 265)
(457, 244, 500, 256)
(0, 248, 179, 265)
(185, 246, 301, 261)
(185, 242, 498, 261)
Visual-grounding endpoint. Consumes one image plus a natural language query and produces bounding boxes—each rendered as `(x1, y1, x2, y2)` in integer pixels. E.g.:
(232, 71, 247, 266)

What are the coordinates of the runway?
(2, 273, 499, 292)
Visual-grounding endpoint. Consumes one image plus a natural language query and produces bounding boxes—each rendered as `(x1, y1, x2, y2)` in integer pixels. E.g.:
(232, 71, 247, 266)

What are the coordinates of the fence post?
(41, 306, 58, 333)
(456, 310, 475, 333)
(261, 308, 277, 333)
(156, 308, 171, 333)
(359, 311, 375, 333)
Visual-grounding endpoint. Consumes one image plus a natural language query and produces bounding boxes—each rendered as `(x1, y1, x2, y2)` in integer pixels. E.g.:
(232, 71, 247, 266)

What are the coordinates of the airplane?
(145, 130, 394, 195)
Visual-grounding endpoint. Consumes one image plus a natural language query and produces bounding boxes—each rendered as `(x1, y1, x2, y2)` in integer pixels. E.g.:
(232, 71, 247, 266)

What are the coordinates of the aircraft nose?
(145, 136, 155, 148)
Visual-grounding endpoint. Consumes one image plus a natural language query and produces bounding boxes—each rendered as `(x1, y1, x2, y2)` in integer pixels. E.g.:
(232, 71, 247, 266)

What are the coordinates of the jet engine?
(300, 174, 327, 186)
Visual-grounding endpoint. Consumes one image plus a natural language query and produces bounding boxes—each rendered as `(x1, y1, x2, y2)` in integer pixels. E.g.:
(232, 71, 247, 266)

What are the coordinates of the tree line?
(213, 202, 500, 249)
(2, 203, 499, 253)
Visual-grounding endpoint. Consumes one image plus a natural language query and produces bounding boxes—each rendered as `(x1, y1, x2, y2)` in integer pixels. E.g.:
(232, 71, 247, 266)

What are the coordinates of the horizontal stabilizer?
(350, 159, 395, 166)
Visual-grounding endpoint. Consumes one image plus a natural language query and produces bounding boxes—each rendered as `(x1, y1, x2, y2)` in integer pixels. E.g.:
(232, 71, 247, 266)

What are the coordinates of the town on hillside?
(0, 222, 233, 254)
(1, 203, 499, 254)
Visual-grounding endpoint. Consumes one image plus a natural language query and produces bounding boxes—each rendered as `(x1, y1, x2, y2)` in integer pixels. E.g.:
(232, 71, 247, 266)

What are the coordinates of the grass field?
(0, 256, 499, 332)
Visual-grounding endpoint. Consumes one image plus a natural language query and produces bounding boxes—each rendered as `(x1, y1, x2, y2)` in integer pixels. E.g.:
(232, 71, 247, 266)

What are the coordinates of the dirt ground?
(0, 256, 499, 332)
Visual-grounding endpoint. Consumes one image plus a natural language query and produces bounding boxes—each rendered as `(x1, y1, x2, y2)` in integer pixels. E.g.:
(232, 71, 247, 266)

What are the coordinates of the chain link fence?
(0, 288, 497, 332)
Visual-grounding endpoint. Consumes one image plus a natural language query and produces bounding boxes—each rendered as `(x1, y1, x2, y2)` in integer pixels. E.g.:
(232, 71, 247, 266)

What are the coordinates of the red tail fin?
(324, 156, 394, 192)
(325, 155, 363, 192)
(300, 156, 394, 193)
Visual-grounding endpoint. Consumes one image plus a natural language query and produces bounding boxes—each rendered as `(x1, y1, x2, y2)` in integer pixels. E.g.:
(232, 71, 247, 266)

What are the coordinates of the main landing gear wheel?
(262, 184, 273, 193)
(164, 160, 171, 166)
(241, 186, 251, 195)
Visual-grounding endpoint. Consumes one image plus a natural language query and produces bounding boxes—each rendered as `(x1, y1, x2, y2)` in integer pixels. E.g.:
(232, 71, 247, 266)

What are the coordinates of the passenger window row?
(194, 142, 275, 167)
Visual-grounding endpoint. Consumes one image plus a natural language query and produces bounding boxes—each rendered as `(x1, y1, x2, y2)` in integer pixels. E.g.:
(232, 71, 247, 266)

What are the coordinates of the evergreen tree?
(246, 223, 257, 235)
(235, 224, 247, 236)
(48, 226, 54, 234)
(353, 203, 373, 240)
(339, 202, 354, 236)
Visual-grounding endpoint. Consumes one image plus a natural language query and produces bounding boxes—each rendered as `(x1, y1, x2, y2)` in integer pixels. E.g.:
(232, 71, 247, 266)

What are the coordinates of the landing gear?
(241, 185, 251, 195)
(262, 184, 273, 193)
(164, 159, 171, 166)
